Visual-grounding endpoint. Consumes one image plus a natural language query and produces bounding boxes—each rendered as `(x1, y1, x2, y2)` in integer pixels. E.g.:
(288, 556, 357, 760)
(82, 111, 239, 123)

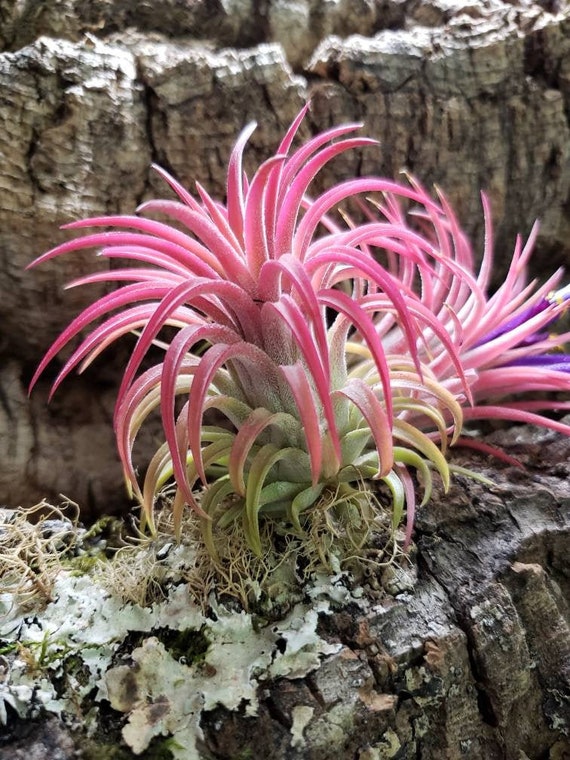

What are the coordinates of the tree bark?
(0, 424, 568, 759)
(0, 1, 569, 752)
(196, 425, 570, 759)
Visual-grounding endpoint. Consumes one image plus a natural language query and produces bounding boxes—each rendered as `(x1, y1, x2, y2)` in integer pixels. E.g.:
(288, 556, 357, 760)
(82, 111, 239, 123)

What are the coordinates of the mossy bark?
(1, 423, 569, 758)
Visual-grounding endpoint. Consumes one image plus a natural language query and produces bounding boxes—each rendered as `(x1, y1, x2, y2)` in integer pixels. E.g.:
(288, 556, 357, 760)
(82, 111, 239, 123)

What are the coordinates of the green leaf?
(393, 419, 450, 491)
(244, 444, 299, 555)
(288, 483, 325, 533)
(393, 446, 433, 506)
(258, 480, 306, 508)
(380, 470, 406, 530)
(340, 428, 372, 464)
(199, 476, 236, 559)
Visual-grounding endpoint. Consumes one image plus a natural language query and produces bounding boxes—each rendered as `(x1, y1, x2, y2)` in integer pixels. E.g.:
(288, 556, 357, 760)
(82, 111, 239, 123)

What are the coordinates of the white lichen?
(290, 704, 314, 749)
(0, 559, 343, 756)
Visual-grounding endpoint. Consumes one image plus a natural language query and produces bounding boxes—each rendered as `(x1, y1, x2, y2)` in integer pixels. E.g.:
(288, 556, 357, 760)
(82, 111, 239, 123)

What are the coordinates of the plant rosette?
(29, 104, 570, 595)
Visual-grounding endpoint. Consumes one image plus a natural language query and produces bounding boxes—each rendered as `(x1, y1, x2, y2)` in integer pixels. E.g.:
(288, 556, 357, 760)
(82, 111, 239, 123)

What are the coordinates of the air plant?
(29, 104, 570, 565)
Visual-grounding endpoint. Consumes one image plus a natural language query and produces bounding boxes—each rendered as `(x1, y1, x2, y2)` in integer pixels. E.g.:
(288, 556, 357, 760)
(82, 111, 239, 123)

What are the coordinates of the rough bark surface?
(0, 424, 568, 759)
(196, 427, 570, 759)
(0, 0, 569, 512)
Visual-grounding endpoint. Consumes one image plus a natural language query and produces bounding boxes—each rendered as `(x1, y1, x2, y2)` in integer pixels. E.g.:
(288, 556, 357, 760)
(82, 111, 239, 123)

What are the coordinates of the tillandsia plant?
(30, 103, 570, 565)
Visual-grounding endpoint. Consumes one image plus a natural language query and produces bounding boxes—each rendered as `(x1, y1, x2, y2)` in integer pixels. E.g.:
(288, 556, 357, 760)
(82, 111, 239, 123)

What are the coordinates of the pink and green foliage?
(30, 105, 570, 557)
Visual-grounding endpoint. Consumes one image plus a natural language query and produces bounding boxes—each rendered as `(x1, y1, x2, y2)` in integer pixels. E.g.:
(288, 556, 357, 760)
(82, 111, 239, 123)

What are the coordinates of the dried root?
(0, 500, 80, 609)
(99, 480, 401, 612)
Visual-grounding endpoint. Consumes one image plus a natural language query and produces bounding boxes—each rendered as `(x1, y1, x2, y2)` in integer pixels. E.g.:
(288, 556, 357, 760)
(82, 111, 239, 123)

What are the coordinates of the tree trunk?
(0, 424, 568, 759)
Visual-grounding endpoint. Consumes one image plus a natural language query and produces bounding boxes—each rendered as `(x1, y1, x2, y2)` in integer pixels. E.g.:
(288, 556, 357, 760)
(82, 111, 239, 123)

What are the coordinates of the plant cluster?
(30, 104, 570, 567)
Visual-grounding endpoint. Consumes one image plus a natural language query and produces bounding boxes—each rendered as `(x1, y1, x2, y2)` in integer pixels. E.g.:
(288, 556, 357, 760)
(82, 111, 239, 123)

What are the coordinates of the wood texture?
(0, 425, 568, 758)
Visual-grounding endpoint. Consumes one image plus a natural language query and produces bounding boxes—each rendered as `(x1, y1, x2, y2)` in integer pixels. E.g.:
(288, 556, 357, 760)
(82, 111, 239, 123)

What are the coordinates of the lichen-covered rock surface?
(1, 0, 570, 513)
(0, 422, 568, 759)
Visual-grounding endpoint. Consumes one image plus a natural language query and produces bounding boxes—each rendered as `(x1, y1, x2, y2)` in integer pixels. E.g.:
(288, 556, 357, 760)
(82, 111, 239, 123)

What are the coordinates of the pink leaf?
(279, 362, 324, 484)
(243, 156, 286, 276)
(333, 378, 393, 477)
(161, 324, 240, 506)
(226, 121, 257, 242)
(318, 288, 394, 424)
(274, 136, 377, 256)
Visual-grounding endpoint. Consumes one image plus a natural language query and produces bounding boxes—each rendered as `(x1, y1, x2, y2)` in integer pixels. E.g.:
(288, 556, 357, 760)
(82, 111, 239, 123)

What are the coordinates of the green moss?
(65, 553, 106, 575)
(82, 515, 126, 544)
(81, 741, 134, 760)
(234, 749, 254, 760)
(60, 515, 129, 578)
(61, 653, 93, 689)
(23, 631, 52, 669)
(154, 626, 210, 664)
(0, 641, 18, 656)
(142, 737, 177, 759)
(83, 735, 176, 760)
